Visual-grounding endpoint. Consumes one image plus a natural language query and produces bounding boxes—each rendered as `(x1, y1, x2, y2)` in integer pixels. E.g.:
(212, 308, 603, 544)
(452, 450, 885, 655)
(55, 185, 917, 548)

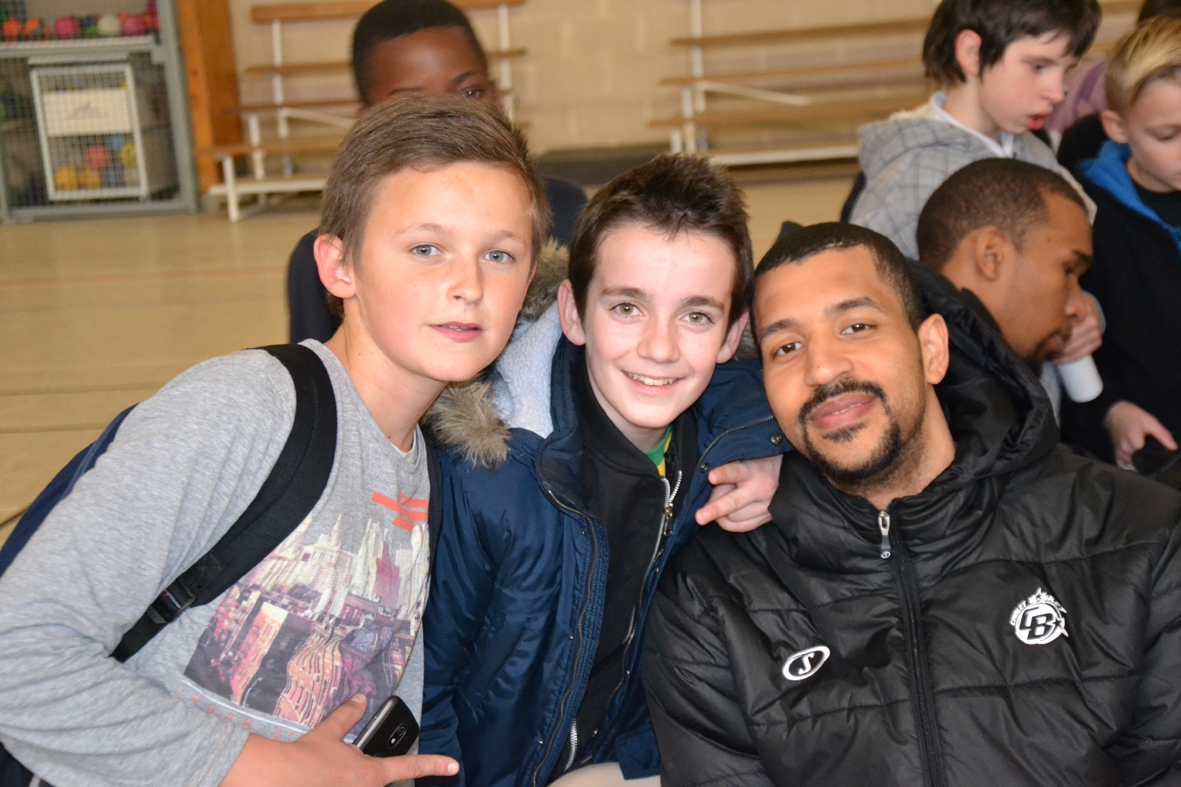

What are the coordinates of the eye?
(772, 341, 802, 357)
(485, 249, 514, 264)
(460, 87, 485, 99)
(411, 244, 439, 257)
(613, 302, 638, 317)
(840, 322, 872, 335)
(685, 311, 714, 325)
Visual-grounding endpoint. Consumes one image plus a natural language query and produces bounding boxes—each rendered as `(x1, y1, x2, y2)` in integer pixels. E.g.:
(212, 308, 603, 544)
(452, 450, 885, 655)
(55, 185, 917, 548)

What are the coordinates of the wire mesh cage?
(30, 56, 177, 201)
(0, 0, 195, 221)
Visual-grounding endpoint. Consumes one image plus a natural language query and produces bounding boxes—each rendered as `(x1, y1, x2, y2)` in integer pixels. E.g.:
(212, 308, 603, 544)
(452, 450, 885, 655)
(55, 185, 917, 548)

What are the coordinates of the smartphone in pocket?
(354, 696, 420, 758)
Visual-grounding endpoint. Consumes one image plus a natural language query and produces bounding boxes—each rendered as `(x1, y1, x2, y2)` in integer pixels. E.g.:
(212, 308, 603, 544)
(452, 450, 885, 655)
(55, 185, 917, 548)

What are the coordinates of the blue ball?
(101, 167, 124, 188)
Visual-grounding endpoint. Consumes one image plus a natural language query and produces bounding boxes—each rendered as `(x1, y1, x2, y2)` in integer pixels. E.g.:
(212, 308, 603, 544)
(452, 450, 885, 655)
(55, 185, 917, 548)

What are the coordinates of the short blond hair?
(1106, 15, 1181, 114)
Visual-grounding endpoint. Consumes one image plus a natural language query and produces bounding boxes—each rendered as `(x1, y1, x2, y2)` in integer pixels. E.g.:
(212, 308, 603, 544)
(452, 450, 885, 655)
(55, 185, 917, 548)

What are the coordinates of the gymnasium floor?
(0, 171, 853, 544)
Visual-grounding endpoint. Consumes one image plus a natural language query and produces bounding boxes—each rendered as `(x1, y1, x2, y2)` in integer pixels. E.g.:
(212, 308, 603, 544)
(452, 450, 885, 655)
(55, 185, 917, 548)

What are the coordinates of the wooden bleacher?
(209, 0, 526, 221)
(654, 0, 1142, 167)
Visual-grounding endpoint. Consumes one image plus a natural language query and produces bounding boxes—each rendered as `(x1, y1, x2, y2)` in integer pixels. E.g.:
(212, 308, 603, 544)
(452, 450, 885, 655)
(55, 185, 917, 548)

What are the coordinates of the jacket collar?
(1081, 141, 1181, 250)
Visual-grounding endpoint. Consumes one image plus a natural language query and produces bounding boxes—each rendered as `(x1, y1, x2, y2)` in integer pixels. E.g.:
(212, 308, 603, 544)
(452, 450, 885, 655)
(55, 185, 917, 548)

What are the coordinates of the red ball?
(54, 15, 81, 39)
(2, 18, 20, 42)
(85, 144, 114, 171)
(22, 18, 41, 39)
(121, 14, 145, 36)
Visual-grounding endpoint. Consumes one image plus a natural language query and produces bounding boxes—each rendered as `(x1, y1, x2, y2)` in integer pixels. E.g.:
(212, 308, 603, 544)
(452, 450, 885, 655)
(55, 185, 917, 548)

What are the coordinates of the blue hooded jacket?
(420, 305, 787, 786)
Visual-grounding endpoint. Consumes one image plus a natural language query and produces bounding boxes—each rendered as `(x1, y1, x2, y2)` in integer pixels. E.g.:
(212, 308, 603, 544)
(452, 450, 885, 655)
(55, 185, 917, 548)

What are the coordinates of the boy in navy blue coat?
(420, 155, 788, 786)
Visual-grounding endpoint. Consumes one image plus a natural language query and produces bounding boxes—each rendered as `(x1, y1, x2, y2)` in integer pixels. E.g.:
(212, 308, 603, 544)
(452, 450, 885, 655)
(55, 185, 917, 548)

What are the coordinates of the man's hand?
(1105, 400, 1178, 468)
(1055, 297, 1103, 364)
(221, 694, 459, 787)
(695, 455, 783, 532)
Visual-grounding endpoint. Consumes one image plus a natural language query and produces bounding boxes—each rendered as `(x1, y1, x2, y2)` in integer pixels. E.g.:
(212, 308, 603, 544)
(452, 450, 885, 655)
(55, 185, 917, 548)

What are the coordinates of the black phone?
(354, 696, 420, 758)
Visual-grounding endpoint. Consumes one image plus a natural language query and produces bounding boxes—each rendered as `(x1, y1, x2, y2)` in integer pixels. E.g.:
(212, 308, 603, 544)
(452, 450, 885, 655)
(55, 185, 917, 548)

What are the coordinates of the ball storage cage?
(0, 1, 195, 222)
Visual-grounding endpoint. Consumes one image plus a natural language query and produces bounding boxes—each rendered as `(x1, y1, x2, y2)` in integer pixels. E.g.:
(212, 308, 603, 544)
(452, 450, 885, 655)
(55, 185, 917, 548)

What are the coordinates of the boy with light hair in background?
(1062, 16, 1181, 466)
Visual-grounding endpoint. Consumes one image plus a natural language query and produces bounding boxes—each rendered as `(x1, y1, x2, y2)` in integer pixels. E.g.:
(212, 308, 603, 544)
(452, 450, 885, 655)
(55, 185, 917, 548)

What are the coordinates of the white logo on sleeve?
(1010, 588, 1069, 645)
(782, 645, 830, 681)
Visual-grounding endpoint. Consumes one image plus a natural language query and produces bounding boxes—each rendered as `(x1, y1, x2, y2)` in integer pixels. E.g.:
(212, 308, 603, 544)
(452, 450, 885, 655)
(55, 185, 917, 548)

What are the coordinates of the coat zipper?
(533, 485, 601, 787)
(576, 471, 684, 766)
(546, 415, 774, 780)
(882, 510, 946, 787)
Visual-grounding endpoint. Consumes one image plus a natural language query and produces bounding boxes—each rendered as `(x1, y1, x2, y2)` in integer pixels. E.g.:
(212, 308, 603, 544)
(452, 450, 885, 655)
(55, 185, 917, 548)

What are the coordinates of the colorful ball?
(120, 14, 145, 36)
(54, 166, 80, 191)
(54, 15, 80, 39)
(2, 18, 21, 42)
(85, 144, 113, 170)
(142, 12, 157, 33)
(79, 168, 102, 190)
(118, 140, 137, 169)
(22, 18, 41, 39)
(97, 13, 120, 37)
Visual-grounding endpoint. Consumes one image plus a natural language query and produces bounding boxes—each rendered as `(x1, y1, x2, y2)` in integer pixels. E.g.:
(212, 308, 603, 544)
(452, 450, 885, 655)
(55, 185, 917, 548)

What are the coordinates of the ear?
(917, 313, 951, 386)
(1099, 109, 1130, 144)
(557, 279, 587, 346)
(954, 29, 983, 80)
(970, 226, 1009, 283)
(716, 310, 750, 364)
(315, 235, 356, 301)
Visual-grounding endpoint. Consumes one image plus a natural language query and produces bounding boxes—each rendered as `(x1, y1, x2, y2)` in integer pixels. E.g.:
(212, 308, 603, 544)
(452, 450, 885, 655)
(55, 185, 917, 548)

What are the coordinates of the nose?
(450, 254, 484, 305)
(637, 317, 680, 364)
(1045, 71, 1067, 105)
(803, 332, 854, 388)
(1064, 277, 1088, 325)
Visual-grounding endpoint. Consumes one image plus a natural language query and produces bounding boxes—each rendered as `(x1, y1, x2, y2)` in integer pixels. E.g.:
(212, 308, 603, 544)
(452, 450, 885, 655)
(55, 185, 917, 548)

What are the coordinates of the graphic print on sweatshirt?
(181, 490, 429, 738)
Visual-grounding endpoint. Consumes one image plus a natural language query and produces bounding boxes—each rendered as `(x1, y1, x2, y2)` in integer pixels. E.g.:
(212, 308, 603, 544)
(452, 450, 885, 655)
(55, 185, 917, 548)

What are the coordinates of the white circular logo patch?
(1009, 588, 1069, 645)
(782, 645, 830, 681)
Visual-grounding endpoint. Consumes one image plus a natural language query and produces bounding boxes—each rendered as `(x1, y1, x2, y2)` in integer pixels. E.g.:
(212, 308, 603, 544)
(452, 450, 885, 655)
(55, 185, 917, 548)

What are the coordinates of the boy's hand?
(695, 455, 783, 532)
(1105, 401, 1178, 468)
(1054, 297, 1103, 364)
(221, 695, 458, 787)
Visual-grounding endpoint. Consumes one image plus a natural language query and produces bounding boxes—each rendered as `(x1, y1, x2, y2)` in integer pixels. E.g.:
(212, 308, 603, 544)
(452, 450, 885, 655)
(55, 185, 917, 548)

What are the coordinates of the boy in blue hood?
(420, 155, 788, 786)
(1062, 16, 1181, 466)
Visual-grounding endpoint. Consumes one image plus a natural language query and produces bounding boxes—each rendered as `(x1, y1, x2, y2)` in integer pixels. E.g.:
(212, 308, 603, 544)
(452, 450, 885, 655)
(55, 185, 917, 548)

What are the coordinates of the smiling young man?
(644, 222, 1181, 787)
(419, 155, 788, 787)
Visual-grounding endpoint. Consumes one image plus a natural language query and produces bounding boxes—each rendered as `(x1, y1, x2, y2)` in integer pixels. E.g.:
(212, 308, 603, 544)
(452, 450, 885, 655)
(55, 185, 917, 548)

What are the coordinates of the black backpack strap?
(112, 344, 337, 662)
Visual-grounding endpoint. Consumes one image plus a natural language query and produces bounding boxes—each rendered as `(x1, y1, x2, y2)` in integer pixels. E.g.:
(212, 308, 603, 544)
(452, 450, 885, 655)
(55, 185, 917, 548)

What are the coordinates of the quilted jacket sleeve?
(419, 454, 501, 786)
(1108, 517, 1181, 786)
(642, 545, 774, 787)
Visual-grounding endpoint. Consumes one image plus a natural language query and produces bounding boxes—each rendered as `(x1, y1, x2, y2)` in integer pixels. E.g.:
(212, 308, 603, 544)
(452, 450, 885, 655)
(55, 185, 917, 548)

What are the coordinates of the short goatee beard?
(798, 378, 917, 495)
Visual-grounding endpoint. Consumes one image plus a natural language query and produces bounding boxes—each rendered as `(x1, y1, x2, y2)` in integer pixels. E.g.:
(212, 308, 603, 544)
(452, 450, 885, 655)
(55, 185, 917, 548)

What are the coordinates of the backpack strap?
(112, 344, 337, 662)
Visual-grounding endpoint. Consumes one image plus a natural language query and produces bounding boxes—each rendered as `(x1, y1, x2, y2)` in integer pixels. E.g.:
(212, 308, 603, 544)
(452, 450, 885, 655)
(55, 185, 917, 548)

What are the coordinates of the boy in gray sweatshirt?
(0, 95, 548, 787)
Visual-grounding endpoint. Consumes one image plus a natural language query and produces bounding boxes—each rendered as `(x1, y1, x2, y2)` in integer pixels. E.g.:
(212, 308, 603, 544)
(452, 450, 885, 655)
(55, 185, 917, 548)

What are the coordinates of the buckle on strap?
(146, 579, 196, 625)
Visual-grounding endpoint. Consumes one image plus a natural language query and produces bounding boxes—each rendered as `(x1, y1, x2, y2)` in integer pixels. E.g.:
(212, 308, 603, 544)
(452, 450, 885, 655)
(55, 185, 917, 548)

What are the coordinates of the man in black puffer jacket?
(643, 222, 1181, 787)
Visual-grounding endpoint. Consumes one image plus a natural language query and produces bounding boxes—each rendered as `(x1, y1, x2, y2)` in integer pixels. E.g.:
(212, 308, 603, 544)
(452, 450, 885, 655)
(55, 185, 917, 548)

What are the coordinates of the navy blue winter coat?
(420, 310, 786, 787)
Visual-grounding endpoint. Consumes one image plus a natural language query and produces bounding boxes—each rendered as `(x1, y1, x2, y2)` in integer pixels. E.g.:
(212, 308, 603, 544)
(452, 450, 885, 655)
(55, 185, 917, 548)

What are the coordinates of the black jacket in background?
(643, 274, 1181, 787)
(1060, 143, 1181, 463)
(286, 175, 588, 344)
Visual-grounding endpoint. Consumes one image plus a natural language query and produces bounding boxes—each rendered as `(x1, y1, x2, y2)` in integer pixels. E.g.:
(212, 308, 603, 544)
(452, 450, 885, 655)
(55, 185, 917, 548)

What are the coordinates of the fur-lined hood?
(423, 240, 568, 468)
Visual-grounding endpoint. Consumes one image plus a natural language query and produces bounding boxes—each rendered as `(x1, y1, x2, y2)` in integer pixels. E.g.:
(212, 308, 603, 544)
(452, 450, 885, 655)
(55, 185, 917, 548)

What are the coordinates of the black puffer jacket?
(643, 281, 1181, 787)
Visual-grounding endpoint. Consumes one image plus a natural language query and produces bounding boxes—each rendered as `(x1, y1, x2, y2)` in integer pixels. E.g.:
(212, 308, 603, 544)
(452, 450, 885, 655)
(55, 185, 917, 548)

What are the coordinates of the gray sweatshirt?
(850, 95, 1061, 260)
(0, 341, 430, 787)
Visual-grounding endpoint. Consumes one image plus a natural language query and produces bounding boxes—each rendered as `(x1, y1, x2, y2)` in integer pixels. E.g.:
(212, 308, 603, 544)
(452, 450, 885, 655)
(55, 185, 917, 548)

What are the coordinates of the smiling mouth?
(807, 392, 879, 432)
(626, 372, 679, 387)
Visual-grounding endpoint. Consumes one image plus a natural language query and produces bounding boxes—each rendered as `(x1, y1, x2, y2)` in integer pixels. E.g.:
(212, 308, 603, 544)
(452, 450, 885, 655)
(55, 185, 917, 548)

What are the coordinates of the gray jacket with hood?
(849, 103, 1060, 260)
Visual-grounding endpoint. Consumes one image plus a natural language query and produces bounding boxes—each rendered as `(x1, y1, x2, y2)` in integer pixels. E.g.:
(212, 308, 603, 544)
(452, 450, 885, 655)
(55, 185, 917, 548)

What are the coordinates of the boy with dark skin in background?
(287, 0, 587, 344)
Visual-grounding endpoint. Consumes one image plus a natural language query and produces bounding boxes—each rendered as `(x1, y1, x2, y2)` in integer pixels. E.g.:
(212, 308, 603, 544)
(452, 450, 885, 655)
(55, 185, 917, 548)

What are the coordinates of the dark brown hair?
(756, 223, 925, 332)
(916, 158, 1086, 271)
(352, 0, 486, 106)
(319, 94, 550, 317)
(922, 0, 1100, 84)
(567, 154, 752, 327)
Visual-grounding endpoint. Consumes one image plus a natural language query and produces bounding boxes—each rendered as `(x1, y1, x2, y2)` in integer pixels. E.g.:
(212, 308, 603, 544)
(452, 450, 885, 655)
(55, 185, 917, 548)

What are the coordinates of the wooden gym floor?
(0, 170, 853, 545)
